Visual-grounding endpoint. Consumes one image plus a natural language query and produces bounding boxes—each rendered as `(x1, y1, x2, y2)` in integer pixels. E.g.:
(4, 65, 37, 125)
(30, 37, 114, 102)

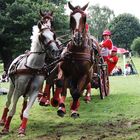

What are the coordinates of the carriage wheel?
(104, 67, 110, 96)
(98, 68, 106, 99)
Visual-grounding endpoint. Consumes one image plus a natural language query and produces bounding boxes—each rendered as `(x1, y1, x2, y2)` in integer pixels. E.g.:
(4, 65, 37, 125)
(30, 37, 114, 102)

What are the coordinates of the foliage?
(0, 0, 69, 71)
(48, 0, 67, 6)
(109, 13, 140, 50)
(131, 37, 140, 56)
(87, 5, 115, 41)
(0, 0, 68, 58)
(0, 0, 6, 11)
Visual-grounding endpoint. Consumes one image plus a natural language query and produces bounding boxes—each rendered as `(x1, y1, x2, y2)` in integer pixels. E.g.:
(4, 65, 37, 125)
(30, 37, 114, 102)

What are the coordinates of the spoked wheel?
(104, 66, 110, 96)
(98, 67, 106, 99)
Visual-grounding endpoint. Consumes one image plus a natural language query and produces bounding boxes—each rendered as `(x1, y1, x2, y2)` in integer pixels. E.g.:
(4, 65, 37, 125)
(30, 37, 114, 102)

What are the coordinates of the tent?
(114, 47, 137, 75)
(117, 48, 129, 54)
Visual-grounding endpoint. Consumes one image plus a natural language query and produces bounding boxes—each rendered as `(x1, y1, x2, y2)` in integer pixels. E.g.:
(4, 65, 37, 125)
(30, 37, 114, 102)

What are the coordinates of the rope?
(56, 33, 70, 40)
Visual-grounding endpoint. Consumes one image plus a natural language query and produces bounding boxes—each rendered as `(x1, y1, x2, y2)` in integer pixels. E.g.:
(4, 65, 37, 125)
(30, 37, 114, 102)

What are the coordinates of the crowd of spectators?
(110, 60, 136, 76)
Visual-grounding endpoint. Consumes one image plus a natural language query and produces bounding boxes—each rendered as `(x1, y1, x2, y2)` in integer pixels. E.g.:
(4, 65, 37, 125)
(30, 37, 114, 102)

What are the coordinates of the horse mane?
(30, 25, 40, 51)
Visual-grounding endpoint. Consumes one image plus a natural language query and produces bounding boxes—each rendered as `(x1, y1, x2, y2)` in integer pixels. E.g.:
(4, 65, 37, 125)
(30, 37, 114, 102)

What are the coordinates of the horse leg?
(37, 83, 44, 101)
(70, 92, 80, 119)
(57, 80, 67, 117)
(18, 75, 45, 136)
(39, 83, 51, 106)
(20, 97, 28, 120)
(18, 91, 38, 136)
(0, 81, 14, 126)
(51, 79, 62, 107)
(1, 90, 21, 134)
(71, 75, 88, 118)
(84, 82, 91, 103)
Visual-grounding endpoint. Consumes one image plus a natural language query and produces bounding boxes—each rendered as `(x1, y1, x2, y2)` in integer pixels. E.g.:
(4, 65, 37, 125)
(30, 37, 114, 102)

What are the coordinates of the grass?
(0, 56, 140, 140)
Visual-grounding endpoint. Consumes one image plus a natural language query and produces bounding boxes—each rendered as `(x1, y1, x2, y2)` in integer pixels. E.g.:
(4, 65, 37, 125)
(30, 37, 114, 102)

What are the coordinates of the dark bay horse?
(0, 15, 60, 136)
(57, 2, 94, 118)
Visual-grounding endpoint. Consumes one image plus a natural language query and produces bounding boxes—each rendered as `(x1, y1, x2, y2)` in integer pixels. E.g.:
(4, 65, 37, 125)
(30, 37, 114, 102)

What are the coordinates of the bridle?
(33, 27, 56, 54)
(70, 9, 87, 46)
(40, 11, 53, 29)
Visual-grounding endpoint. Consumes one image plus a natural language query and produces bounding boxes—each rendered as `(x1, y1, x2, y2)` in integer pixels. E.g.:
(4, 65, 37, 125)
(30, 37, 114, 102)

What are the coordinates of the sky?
(66, 0, 140, 20)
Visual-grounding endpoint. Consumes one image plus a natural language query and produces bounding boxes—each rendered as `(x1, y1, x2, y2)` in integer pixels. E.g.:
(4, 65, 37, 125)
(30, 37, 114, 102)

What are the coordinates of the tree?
(48, 0, 67, 6)
(87, 5, 115, 41)
(130, 37, 140, 56)
(0, 0, 68, 72)
(109, 13, 140, 49)
(0, 0, 13, 72)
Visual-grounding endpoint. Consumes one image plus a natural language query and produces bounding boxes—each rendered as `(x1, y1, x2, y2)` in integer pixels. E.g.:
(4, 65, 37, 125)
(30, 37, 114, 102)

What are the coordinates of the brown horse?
(57, 2, 94, 118)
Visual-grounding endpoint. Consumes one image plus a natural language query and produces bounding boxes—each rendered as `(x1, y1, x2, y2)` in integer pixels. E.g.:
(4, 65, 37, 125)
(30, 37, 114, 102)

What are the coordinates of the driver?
(99, 29, 113, 62)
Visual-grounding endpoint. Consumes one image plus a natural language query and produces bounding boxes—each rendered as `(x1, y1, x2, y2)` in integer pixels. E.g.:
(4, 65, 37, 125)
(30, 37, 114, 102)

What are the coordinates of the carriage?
(91, 52, 110, 99)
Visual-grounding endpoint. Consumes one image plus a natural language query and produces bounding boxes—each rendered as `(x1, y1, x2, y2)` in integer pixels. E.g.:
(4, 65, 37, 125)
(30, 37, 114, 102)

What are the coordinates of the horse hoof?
(0, 120, 5, 126)
(18, 133, 26, 137)
(39, 100, 50, 106)
(57, 107, 66, 118)
(18, 128, 26, 136)
(51, 98, 59, 107)
(1, 127, 9, 135)
(71, 112, 80, 119)
(39, 97, 50, 106)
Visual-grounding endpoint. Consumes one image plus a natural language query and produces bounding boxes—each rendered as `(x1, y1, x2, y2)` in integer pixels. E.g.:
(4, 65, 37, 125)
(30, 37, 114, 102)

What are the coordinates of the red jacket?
(101, 39, 112, 50)
(107, 55, 118, 74)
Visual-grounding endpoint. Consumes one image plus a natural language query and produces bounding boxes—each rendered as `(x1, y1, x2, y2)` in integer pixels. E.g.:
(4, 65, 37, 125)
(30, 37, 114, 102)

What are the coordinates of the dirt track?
(34, 118, 140, 140)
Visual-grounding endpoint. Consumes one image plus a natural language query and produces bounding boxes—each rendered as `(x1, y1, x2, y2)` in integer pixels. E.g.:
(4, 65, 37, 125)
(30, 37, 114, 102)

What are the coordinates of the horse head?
(68, 2, 89, 46)
(37, 21, 60, 59)
(39, 10, 53, 29)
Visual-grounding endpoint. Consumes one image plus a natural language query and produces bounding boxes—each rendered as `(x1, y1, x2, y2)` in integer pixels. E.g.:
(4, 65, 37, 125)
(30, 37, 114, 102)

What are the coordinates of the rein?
(57, 39, 72, 48)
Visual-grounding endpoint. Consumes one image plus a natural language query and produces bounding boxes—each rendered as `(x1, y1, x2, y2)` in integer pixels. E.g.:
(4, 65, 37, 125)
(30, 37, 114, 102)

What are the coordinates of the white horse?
(0, 20, 59, 136)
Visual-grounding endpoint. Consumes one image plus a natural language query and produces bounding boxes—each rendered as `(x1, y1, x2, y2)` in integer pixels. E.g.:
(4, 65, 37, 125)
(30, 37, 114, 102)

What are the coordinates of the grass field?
(0, 56, 140, 140)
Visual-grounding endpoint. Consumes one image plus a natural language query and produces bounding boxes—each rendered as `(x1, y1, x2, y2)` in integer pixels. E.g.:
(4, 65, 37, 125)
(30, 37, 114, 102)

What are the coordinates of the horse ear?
(38, 21, 42, 30)
(68, 2, 75, 11)
(81, 3, 89, 11)
(40, 9, 44, 17)
(50, 11, 53, 16)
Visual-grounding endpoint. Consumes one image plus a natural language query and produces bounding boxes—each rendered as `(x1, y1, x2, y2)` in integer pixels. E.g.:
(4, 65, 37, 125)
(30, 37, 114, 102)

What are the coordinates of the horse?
(0, 17, 60, 136)
(0, 9, 55, 125)
(37, 11, 64, 107)
(56, 2, 95, 118)
(38, 39, 64, 107)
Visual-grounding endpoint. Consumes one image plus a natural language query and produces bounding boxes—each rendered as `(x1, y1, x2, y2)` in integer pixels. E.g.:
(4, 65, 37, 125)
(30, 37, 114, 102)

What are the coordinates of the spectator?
(99, 29, 113, 62)
(125, 61, 134, 75)
(111, 66, 122, 76)
(117, 66, 123, 75)
(106, 47, 119, 75)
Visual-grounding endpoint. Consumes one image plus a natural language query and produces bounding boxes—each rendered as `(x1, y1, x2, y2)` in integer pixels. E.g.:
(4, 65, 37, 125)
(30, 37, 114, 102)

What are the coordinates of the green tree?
(87, 5, 115, 41)
(0, 0, 68, 72)
(109, 13, 140, 49)
(131, 37, 140, 56)
(48, 0, 67, 6)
